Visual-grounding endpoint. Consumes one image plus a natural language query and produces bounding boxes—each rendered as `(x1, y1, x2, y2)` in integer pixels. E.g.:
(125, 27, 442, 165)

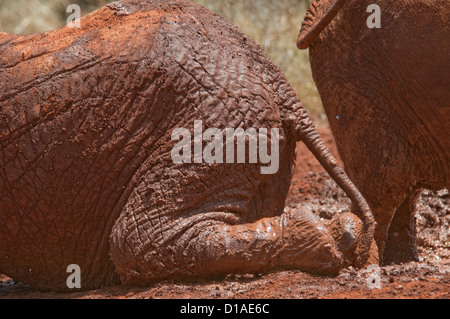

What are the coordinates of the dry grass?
(0, 0, 323, 116)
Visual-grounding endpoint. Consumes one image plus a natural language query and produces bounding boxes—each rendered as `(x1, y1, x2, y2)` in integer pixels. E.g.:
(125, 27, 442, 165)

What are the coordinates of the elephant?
(0, 0, 375, 291)
(297, 0, 449, 264)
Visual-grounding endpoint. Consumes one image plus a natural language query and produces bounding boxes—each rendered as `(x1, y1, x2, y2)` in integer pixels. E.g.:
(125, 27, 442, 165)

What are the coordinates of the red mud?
(1, 123, 449, 299)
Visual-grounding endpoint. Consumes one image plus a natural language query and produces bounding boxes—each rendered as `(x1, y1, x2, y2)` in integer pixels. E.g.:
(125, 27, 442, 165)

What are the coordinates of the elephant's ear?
(297, 0, 347, 49)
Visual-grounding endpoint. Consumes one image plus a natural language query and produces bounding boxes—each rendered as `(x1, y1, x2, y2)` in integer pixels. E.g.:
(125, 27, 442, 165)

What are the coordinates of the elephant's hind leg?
(383, 190, 421, 264)
(109, 186, 343, 285)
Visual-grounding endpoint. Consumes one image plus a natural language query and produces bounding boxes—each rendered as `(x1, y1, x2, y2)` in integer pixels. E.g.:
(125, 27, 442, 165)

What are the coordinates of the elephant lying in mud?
(298, 0, 449, 264)
(0, 0, 375, 291)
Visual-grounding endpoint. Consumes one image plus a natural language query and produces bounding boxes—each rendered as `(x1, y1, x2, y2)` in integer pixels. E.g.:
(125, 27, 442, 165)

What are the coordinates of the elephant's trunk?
(297, 0, 347, 49)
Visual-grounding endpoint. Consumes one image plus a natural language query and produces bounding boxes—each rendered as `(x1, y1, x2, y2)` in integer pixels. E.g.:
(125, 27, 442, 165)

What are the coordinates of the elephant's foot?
(109, 208, 344, 285)
(277, 209, 344, 274)
(328, 212, 379, 267)
(383, 191, 420, 265)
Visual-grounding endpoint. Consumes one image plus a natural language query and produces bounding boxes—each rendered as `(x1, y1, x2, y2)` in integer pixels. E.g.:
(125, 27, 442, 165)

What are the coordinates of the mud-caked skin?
(0, 0, 374, 291)
(298, 0, 449, 264)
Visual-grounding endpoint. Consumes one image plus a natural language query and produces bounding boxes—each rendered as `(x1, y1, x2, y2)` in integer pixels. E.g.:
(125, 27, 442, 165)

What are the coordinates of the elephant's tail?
(297, 0, 347, 49)
(278, 79, 376, 268)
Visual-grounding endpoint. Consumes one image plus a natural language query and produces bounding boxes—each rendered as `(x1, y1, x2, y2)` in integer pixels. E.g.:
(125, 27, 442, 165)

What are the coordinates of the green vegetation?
(0, 0, 323, 116)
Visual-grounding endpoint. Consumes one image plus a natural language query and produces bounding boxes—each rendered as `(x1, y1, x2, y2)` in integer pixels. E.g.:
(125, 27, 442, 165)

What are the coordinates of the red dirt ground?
(1, 122, 449, 299)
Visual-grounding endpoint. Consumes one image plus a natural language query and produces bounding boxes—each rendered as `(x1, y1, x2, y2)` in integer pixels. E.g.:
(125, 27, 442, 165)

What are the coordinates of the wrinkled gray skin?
(298, 0, 449, 264)
(0, 0, 374, 291)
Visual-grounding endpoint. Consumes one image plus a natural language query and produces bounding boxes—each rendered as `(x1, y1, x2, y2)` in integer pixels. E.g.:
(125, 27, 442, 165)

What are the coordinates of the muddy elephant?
(297, 0, 449, 264)
(0, 0, 375, 291)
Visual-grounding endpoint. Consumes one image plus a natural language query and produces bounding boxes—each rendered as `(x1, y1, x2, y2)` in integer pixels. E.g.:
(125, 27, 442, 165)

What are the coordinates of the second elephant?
(298, 0, 449, 263)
